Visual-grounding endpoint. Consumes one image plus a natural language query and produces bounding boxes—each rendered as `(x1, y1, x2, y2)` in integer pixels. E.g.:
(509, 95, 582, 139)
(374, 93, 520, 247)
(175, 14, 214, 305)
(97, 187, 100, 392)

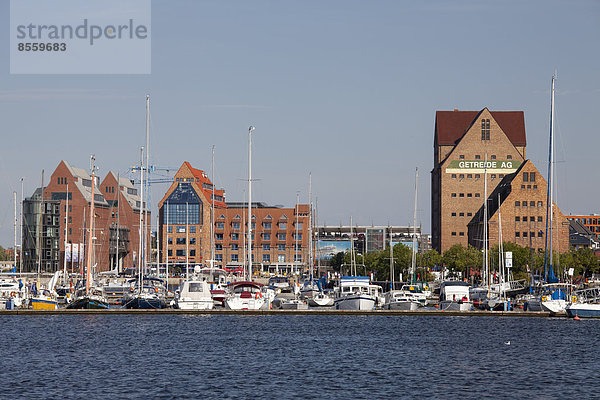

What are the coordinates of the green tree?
(442, 244, 481, 279)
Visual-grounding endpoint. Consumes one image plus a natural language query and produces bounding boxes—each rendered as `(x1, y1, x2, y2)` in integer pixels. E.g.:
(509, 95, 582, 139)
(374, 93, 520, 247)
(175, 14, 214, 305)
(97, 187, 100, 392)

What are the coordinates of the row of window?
(516, 231, 544, 238)
(166, 237, 197, 245)
(217, 221, 302, 230)
(458, 154, 513, 160)
(211, 254, 300, 263)
(515, 201, 543, 207)
(451, 212, 472, 217)
(451, 232, 465, 236)
(516, 216, 543, 222)
(214, 232, 301, 241)
(452, 173, 505, 180)
(166, 226, 197, 233)
(451, 193, 481, 198)
(520, 184, 538, 190)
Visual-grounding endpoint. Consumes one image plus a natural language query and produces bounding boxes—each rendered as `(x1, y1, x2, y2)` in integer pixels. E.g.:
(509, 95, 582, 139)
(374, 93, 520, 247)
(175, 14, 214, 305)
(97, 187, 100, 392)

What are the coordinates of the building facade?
(158, 162, 311, 274)
(467, 160, 569, 254)
(566, 215, 600, 239)
(22, 160, 147, 273)
(431, 108, 527, 253)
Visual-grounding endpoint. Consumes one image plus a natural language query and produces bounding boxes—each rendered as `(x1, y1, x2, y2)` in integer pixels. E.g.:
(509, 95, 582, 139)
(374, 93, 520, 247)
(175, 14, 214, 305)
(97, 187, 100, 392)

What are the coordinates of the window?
(459, 232, 464, 236)
(296, 222, 303, 229)
(475, 193, 480, 198)
(521, 185, 526, 189)
(189, 226, 196, 233)
(467, 174, 472, 179)
(279, 222, 287, 229)
(475, 155, 481, 160)
(278, 254, 285, 263)
(523, 216, 528, 222)
(522, 201, 527, 207)
(251, 222, 256, 230)
(459, 193, 464, 197)
(176, 249, 185, 257)
(263, 244, 270, 251)
(507, 155, 512, 159)
(459, 174, 464, 179)
(515, 232, 520, 238)
(215, 233, 223, 240)
(530, 232, 535, 238)
(530, 201, 535, 207)
(278, 244, 286, 251)
(491, 174, 496, 179)
(452, 212, 457, 217)
(481, 119, 490, 140)
(450, 173, 455, 178)
(231, 254, 238, 262)
(163, 200, 201, 225)
(278, 233, 286, 241)
(475, 174, 480, 179)
(263, 233, 271, 241)
(216, 222, 224, 229)
(167, 249, 172, 256)
(177, 226, 186, 233)
(491, 155, 496, 160)
(263, 222, 271, 230)
(232, 222, 240, 229)
(530, 172, 536, 182)
(459, 155, 465, 159)
(516, 216, 520, 222)
(231, 233, 239, 240)
(451, 193, 457, 198)
(263, 254, 270, 262)
(190, 249, 196, 257)
(167, 237, 173, 245)
(295, 244, 302, 251)
(533, 185, 538, 189)
(294, 233, 302, 240)
(451, 232, 457, 236)
(538, 231, 543, 238)
(523, 172, 529, 182)
(176, 237, 186, 245)
(215, 254, 223, 261)
(467, 193, 472, 198)
(231, 244, 238, 250)
(467, 212, 472, 217)
(215, 244, 223, 250)
(499, 174, 504, 179)
(538, 216, 543, 222)
(523, 232, 528, 237)
(189, 237, 196, 245)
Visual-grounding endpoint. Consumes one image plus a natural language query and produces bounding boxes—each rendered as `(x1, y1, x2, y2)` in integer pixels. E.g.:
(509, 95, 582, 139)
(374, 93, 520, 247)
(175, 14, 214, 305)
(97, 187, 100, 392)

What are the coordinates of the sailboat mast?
(144, 95, 150, 277)
(20, 178, 24, 278)
(498, 193, 504, 299)
(138, 147, 144, 292)
(248, 126, 255, 280)
(308, 172, 313, 280)
(186, 201, 189, 278)
(484, 154, 489, 295)
(295, 191, 299, 275)
(350, 216, 354, 276)
(389, 225, 394, 290)
(211, 145, 215, 265)
(544, 75, 556, 282)
(165, 201, 169, 282)
(411, 167, 418, 284)
(115, 173, 120, 273)
(86, 156, 96, 295)
(38, 170, 44, 282)
(13, 191, 17, 273)
(63, 183, 69, 282)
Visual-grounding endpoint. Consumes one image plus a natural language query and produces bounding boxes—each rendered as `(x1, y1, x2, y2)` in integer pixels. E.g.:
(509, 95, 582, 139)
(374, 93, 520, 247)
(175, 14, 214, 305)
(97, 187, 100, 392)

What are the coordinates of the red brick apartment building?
(431, 108, 569, 255)
(158, 162, 311, 273)
(22, 160, 148, 273)
(566, 215, 600, 239)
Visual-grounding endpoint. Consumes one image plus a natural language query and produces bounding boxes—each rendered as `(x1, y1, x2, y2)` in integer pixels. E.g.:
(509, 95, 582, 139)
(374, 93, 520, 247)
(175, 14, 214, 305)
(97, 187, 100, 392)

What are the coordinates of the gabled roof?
(61, 160, 108, 207)
(435, 109, 526, 147)
(181, 161, 227, 208)
(105, 171, 144, 212)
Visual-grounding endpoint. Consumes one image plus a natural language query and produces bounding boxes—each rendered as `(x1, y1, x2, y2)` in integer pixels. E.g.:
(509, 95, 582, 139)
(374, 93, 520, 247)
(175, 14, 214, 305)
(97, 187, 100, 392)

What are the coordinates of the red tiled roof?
(435, 109, 526, 147)
(182, 161, 227, 208)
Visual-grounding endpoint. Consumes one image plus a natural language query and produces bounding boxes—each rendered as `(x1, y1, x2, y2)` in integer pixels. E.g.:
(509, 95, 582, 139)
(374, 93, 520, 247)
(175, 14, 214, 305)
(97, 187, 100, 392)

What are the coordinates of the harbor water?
(1, 314, 598, 399)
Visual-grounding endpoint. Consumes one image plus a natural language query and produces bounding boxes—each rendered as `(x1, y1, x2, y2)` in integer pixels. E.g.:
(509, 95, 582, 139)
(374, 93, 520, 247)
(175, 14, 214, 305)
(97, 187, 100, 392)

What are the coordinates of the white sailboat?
(225, 126, 265, 310)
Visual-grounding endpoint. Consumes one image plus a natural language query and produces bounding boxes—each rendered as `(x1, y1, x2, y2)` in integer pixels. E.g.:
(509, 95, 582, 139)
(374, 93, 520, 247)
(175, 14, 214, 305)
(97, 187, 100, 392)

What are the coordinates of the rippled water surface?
(1, 315, 599, 399)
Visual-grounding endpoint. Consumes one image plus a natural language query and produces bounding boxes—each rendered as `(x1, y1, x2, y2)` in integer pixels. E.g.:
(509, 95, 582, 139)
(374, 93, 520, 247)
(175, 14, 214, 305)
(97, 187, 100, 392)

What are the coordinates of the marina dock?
(0, 308, 556, 317)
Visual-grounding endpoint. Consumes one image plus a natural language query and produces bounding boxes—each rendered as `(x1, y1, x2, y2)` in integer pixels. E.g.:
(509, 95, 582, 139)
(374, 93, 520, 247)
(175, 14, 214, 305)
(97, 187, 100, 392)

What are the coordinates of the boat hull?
(175, 299, 214, 310)
(541, 299, 567, 314)
(566, 303, 600, 318)
(387, 301, 420, 311)
(308, 295, 334, 307)
(123, 297, 167, 309)
(334, 295, 376, 311)
(30, 298, 58, 310)
(225, 297, 265, 310)
(66, 297, 109, 310)
(439, 300, 472, 311)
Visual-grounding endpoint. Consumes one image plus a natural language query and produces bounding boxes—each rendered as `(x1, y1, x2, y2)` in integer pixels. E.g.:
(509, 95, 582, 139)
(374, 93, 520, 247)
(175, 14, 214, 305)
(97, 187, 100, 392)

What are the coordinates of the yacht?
(334, 276, 377, 311)
(122, 277, 168, 309)
(0, 278, 25, 309)
(225, 281, 265, 310)
(439, 281, 473, 311)
(173, 279, 214, 310)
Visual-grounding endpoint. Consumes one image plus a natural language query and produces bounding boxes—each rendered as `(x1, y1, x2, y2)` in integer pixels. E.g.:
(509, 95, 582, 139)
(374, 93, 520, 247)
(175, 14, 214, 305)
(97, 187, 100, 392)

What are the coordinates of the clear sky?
(0, 0, 599, 248)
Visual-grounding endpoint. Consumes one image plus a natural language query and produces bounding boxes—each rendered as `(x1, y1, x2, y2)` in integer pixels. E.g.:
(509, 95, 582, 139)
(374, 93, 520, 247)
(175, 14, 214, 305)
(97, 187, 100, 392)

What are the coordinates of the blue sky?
(0, 0, 599, 247)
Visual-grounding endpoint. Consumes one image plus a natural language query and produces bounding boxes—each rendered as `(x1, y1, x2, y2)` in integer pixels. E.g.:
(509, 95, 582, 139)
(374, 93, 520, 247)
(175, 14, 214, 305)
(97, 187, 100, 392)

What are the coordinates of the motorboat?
(384, 289, 423, 311)
(280, 298, 309, 310)
(334, 276, 377, 311)
(308, 291, 334, 307)
(438, 281, 472, 311)
(0, 278, 25, 309)
(565, 302, 600, 318)
(173, 279, 214, 310)
(225, 281, 265, 310)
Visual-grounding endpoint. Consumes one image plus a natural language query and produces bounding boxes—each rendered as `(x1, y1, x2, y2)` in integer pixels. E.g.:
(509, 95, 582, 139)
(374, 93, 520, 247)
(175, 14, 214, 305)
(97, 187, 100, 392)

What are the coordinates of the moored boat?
(439, 281, 472, 311)
(565, 303, 600, 318)
(225, 281, 265, 310)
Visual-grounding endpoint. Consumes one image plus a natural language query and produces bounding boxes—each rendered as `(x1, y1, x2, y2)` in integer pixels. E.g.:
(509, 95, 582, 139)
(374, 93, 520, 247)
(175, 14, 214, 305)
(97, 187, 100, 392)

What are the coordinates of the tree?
(442, 244, 482, 279)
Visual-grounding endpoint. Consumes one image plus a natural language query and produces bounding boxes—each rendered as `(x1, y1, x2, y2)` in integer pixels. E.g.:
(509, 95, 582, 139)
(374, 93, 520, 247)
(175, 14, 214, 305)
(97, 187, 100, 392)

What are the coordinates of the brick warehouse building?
(431, 108, 527, 253)
(22, 160, 148, 273)
(158, 162, 311, 273)
(467, 160, 569, 254)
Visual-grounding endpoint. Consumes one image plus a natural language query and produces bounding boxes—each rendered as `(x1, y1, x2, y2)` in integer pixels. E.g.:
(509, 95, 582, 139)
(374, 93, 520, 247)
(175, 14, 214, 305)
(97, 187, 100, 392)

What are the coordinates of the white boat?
(384, 290, 421, 311)
(0, 279, 25, 309)
(225, 281, 265, 310)
(280, 298, 309, 310)
(308, 291, 334, 307)
(566, 303, 600, 318)
(439, 281, 473, 311)
(174, 279, 214, 310)
(334, 277, 377, 310)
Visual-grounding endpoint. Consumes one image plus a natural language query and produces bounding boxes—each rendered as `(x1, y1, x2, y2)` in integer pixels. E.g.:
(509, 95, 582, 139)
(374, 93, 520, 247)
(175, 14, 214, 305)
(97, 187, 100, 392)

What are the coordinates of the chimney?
(453, 108, 460, 112)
